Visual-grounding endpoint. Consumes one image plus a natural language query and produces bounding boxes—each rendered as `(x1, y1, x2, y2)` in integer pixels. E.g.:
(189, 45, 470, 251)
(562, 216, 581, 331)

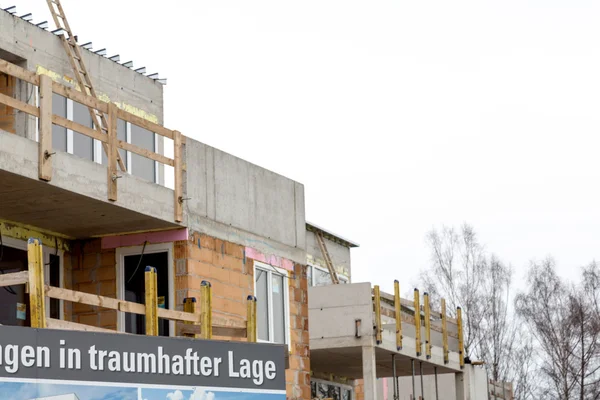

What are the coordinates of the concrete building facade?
(0, 7, 492, 400)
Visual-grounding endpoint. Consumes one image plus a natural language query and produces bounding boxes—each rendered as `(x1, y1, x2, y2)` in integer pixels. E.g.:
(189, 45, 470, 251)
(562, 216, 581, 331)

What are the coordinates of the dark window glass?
(102, 119, 127, 166)
(130, 124, 155, 182)
(51, 94, 67, 151)
(255, 269, 269, 341)
(72, 101, 93, 160)
(49, 254, 61, 319)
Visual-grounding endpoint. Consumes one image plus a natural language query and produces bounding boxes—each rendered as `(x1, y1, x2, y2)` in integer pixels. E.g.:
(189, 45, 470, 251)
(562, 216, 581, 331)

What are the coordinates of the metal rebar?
(392, 354, 399, 400)
(434, 367, 439, 400)
(420, 361, 425, 400)
(411, 359, 416, 400)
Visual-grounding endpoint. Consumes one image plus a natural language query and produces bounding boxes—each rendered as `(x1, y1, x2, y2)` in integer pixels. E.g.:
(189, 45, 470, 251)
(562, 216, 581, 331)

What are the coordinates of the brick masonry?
(0, 72, 15, 133)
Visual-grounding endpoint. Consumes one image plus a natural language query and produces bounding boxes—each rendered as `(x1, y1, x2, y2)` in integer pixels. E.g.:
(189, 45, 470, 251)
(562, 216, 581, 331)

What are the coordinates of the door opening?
(0, 246, 29, 327)
(123, 252, 170, 336)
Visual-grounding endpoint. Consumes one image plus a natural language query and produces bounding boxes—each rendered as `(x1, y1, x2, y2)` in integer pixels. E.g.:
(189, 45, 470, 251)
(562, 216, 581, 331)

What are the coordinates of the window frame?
(115, 243, 174, 336)
(0, 236, 64, 320)
(311, 378, 354, 400)
(308, 263, 349, 287)
(253, 261, 291, 349)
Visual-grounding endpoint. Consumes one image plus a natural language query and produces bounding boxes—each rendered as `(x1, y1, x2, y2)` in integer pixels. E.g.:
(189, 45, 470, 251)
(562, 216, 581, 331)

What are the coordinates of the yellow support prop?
(144, 266, 158, 336)
(394, 280, 402, 350)
(28, 238, 46, 329)
(200, 281, 212, 339)
(457, 306, 464, 368)
(424, 292, 431, 359)
(246, 295, 257, 342)
(414, 289, 421, 356)
(374, 285, 382, 345)
(441, 298, 449, 364)
(183, 297, 198, 338)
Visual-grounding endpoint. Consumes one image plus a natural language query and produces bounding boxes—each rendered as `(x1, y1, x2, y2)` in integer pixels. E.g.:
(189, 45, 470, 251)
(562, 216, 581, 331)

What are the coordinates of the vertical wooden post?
(173, 130, 183, 223)
(200, 281, 212, 339)
(183, 297, 198, 338)
(107, 103, 118, 201)
(38, 75, 52, 181)
(374, 285, 382, 344)
(144, 266, 158, 336)
(394, 280, 402, 350)
(441, 298, 449, 364)
(28, 238, 46, 328)
(246, 295, 257, 342)
(414, 288, 421, 356)
(457, 306, 464, 368)
(424, 292, 431, 359)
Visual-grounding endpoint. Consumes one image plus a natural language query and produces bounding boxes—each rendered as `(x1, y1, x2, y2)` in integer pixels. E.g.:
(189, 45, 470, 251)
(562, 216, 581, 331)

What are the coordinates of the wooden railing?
(0, 59, 184, 222)
(0, 238, 257, 342)
(371, 282, 464, 367)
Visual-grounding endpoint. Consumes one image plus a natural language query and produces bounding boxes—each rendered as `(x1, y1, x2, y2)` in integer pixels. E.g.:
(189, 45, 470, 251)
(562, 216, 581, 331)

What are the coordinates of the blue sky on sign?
(0, 382, 284, 400)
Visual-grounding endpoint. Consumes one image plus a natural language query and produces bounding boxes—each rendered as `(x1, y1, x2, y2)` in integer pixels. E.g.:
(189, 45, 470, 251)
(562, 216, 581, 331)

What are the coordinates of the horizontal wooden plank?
(0, 59, 40, 85)
(157, 308, 198, 323)
(45, 285, 146, 316)
(52, 82, 108, 113)
(46, 318, 123, 334)
(52, 115, 108, 143)
(0, 271, 28, 287)
(0, 92, 39, 117)
(177, 323, 247, 339)
(116, 108, 174, 140)
(118, 300, 145, 315)
(118, 140, 174, 167)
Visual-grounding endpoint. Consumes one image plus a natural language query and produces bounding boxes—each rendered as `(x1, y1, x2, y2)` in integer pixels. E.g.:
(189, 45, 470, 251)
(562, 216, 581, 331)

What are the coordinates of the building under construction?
(0, 3, 495, 399)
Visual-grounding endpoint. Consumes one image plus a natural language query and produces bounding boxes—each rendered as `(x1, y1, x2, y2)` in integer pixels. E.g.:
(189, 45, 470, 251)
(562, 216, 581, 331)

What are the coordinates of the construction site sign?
(0, 325, 286, 400)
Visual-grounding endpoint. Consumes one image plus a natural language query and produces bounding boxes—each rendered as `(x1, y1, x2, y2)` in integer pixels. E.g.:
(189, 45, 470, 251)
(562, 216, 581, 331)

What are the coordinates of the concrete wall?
(184, 137, 306, 265)
(0, 9, 164, 132)
(305, 230, 352, 278)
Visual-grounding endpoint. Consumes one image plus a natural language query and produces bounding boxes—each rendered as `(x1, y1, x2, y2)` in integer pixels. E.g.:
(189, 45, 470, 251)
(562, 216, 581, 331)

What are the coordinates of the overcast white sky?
(10, 0, 600, 293)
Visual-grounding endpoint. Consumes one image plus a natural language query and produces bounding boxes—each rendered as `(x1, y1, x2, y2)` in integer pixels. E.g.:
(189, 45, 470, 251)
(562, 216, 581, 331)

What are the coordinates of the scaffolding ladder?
(315, 230, 340, 284)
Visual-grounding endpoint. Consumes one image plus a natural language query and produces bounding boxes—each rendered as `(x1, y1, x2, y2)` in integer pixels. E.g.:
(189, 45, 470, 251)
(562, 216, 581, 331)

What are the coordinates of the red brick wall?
(68, 239, 117, 330)
(0, 72, 15, 133)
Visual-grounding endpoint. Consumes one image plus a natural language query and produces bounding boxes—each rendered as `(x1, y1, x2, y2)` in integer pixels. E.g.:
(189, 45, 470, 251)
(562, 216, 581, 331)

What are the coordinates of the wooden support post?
(183, 297, 198, 338)
(441, 298, 449, 364)
(246, 295, 257, 342)
(424, 292, 431, 359)
(394, 280, 402, 350)
(374, 285, 382, 345)
(27, 238, 46, 328)
(144, 266, 158, 336)
(457, 306, 464, 368)
(107, 103, 118, 201)
(38, 75, 53, 181)
(200, 281, 212, 339)
(173, 130, 183, 223)
(414, 288, 421, 356)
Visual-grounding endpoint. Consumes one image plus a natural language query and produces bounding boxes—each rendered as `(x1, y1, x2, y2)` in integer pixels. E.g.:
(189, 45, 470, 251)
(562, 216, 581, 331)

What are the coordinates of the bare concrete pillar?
(455, 371, 468, 400)
(362, 346, 379, 400)
(455, 365, 488, 400)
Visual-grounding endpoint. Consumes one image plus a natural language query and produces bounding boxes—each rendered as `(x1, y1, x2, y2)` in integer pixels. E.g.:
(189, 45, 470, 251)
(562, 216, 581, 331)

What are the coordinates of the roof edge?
(306, 221, 359, 248)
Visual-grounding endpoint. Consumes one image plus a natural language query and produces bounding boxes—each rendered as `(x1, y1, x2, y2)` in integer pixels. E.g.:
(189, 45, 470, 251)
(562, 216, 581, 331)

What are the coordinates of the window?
(116, 243, 174, 336)
(311, 379, 353, 400)
(307, 264, 349, 287)
(49, 96, 158, 184)
(254, 262, 289, 345)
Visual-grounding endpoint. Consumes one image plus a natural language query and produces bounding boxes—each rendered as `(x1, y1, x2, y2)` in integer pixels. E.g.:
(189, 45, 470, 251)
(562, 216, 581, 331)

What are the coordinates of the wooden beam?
(145, 266, 159, 336)
(0, 59, 40, 85)
(0, 271, 28, 287)
(457, 306, 464, 368)
(51, 81, 108, 113)
(183, 297, 198, 338)
(52, 115, 108, 143)
(38, 75, 53, 181)
(173, 130, 183, 223)
(414, 288, 421, 357)
(200, 281, 212, 339)
(116, 108, 175, 140)
(46, 318, 122, 334)
(214, 325, 247, 338)
(107, 103, 118, 201)
(27, 238, 46, 328)
(394, 280, 402, 350)
(246, 295, 257, 342)
(374, 285, 382, 345)
(117, 140, 174, 167)
(442, 298, 449, 364)
(0, 92, 39, 117)
(424, 292, 431, 359)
